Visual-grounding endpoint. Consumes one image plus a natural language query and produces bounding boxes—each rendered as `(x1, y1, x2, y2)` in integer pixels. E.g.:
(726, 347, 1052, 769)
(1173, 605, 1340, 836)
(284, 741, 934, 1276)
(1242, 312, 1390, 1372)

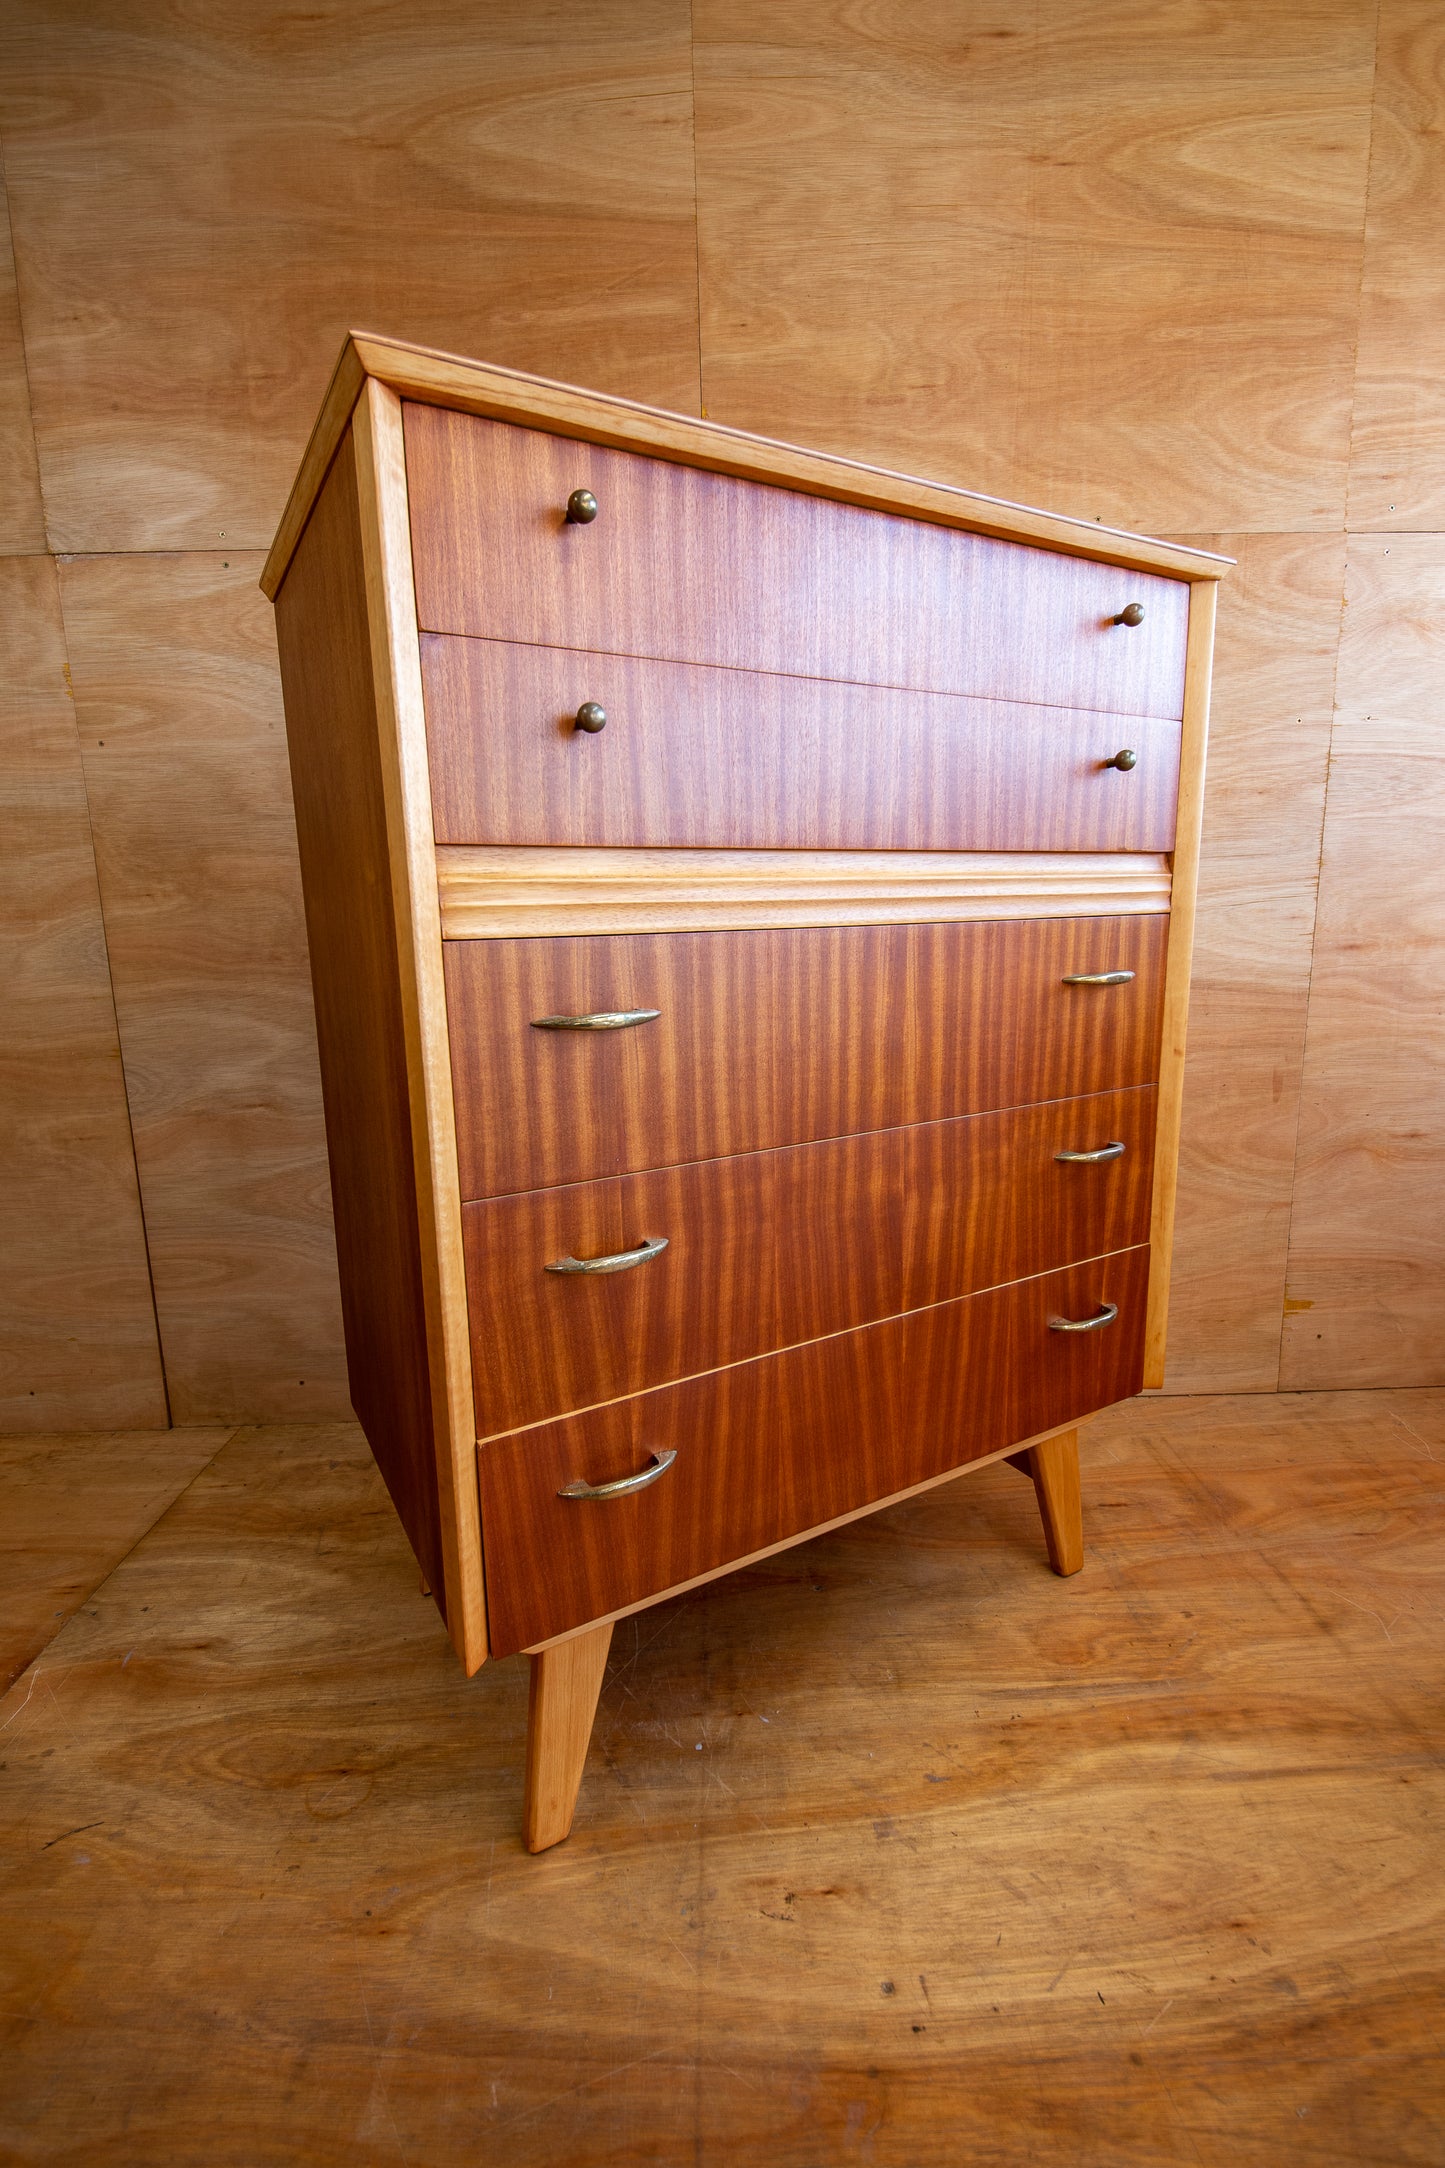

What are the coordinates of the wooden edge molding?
(520, 1415, 1090, 1653)
(1143, 579, 1216, 1389)
(435, 846, 1174, 941)
(352, 379, 489, 1673)
(263, 330, 1235, 600)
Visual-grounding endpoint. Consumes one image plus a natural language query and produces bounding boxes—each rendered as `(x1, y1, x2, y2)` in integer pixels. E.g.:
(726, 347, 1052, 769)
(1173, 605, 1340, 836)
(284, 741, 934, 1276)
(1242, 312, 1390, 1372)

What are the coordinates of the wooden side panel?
(445, 914, 1168, 1199)
(0, 164, 45, 552)
(479, 1245, 1150, 1654)
(404, 405, 1190, 717)
(273, 434, 444, 1603)
(421, 635, 1181, 852)
(463, 1086, 1155, 1438)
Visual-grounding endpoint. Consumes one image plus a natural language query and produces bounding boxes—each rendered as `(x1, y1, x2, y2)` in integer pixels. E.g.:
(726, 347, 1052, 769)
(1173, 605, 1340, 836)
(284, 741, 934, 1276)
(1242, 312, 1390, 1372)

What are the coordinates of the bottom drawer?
(478, 1245, 1149, 1655)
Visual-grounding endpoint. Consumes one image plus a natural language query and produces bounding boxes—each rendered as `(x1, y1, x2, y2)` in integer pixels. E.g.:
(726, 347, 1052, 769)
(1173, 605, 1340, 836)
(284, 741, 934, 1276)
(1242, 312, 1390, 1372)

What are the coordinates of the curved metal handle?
(565, 488, 599, 524)
(544, 1235, 669, 1276)
(559, 1448, 677, 1501)
(1062, 970, 1135, 987)
(1114, 603, 1145, 626)
(1054, 1141, 1126, 1164)
(1048, 1302, 1119, 1334)
(1104, 748, 1137, 770)
(531, 1008, 660, 1031)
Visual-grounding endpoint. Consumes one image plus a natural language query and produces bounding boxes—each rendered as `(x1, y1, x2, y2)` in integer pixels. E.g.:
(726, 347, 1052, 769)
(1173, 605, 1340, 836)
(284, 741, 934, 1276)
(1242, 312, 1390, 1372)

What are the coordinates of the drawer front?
(478, 1246, 1150, 1655)
(464, 1086, 1156, 1439)
(422, 636, 1181, 853)
(445, 914, 1168, 1200)
(404, 405, 1189, 720)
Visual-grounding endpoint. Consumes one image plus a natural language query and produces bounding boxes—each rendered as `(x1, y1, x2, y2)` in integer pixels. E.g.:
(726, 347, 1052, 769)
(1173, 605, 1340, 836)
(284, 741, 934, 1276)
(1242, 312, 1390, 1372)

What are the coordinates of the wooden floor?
(1, 1390, 1441, 2165)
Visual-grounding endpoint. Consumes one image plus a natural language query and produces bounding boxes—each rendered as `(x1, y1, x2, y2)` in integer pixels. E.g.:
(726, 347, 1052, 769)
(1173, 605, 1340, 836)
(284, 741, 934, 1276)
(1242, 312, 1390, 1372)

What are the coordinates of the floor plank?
(1, 1391, 1440, 2163)
(0, 1426, 232, 1691)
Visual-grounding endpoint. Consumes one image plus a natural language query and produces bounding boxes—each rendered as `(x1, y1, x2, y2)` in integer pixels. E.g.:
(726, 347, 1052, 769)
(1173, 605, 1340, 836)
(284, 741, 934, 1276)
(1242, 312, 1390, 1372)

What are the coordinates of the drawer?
(463, 1086, 1156, 1438)
(445, 914, 1168, 1200)
(478, 1245, 1150, 1654)
(421, 636, 1182, 852)
(404, 405, 1189, 720)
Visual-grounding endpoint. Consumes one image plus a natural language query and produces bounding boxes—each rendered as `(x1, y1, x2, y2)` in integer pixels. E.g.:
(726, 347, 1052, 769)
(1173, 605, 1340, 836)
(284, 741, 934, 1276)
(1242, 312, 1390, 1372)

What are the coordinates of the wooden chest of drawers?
(264, 333, 1225, 1852)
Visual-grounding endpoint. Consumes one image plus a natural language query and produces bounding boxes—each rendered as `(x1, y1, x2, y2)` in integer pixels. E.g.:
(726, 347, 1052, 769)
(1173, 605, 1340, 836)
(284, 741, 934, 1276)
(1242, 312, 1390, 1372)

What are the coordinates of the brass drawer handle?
(544, 1235, 669, 1276)
(1113, 602, 1145, 626)
(1049, 1302, 1119, 1334)
(1104, 748, 1137, 770)
(559, 1449, 676, 1501)
(1054, 1141, 1126, 1164)
(1061, 970, 1135, 986)
(565, 488, 599, 524)
(530, 1008, 660, 1031)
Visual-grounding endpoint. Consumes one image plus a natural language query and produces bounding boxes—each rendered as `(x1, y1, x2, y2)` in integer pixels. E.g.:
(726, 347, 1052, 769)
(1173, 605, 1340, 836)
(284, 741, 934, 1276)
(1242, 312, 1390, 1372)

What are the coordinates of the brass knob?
(1105, 748, 1137, 771)
(574, 701, 607, 733)
(565, 488, 599, 524)
(1114, 602, 1145, 627)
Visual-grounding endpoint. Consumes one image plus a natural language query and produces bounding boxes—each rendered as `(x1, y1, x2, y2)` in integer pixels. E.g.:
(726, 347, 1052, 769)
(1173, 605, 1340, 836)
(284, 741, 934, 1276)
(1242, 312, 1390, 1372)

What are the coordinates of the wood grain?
(405, 404, 1192, 716)
(693, 0, 1377, 534)
(2, 1391, 1442, 2159)
(352, 381, 485, 1671)
(1157, 533, 1344, 1391)
(0, 162, 45, 552)
(274, 427, 447, 1611)
(423, 635, 1182, 852)
(0, 1425, 232, 1691)
(437, 845, 1173, 939)
(463, 1087, 1156, 1437)
(523, 1621, 613, 1853)
(1347, 0, 1445, 527)
(268, 333, 1231, 595)
(0, 0, 701, 552)
(479, 1247, 1150, 1654)
(1282, 537, 1445, 1387)
(56, 552, 349, 1424)
(1142, 579, 1213, 1386)
(0, 555, 167, 1432)
(1007, 1428, 1084, 1577)
(446, 914, 1168, 1200)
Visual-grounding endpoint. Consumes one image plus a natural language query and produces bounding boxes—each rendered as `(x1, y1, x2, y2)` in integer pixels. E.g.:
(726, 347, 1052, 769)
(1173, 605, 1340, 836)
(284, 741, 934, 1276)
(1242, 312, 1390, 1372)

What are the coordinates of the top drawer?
(403, 405, 1190, 721)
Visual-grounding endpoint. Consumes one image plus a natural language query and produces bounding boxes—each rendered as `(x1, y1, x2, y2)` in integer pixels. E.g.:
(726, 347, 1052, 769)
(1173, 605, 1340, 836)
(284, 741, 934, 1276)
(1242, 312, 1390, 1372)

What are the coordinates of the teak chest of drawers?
(264, 333, 1226, 1852)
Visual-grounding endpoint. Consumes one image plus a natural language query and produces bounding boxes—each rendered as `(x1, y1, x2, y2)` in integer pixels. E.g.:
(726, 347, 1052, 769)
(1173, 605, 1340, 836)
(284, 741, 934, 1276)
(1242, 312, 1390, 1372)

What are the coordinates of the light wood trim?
(523, 1620, 613, 1854)
(1143, 579, 1216, 1388)
(352, 379, 488, 1674)
(1008, 1429, 1084, 1576)
(263, 332, 1234, 599)
(262, 339, 366, 602)
(435, 846, 1173, 941)
(522, 1415, 1088, 1654)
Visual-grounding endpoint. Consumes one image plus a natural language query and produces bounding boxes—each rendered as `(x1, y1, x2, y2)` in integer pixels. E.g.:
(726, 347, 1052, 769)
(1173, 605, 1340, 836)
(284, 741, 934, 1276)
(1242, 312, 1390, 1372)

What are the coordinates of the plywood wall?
(1, 0, 1440, 1428)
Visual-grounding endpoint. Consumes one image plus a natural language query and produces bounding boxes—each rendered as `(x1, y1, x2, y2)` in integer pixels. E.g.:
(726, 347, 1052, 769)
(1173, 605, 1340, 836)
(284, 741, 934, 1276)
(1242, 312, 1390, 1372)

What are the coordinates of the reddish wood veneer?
(478, 1246, 1151, 1656)
(420, 636, 1182, 852)
(463, 1086, 1156, 1439)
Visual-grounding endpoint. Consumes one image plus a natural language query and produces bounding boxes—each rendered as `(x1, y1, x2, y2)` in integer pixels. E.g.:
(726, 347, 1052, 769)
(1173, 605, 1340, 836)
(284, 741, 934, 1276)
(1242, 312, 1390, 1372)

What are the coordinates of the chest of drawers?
(264, 333, 1225, 1853)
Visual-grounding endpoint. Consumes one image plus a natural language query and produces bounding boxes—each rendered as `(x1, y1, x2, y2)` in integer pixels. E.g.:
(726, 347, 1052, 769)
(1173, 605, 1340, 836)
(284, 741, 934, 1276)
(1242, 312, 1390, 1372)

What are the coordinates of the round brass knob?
(574, 701, 607, 733)
(566, 488, 599, 524)
(1115, 602, 1145, 627)
(1106, 748, 1138, 771)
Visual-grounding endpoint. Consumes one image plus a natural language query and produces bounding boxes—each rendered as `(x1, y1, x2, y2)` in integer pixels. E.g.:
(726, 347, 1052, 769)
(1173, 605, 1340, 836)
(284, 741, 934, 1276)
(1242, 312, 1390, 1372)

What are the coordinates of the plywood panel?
(1157, 535, 1343, 1391)
(1282, 537, 1445, 1387)
(1, 1392, 1442, 2159)
(0, 555, 167, 1433)
(693, 0, 1376, 534)
(1347, 0, 1445, 527)
(56, 552, 349, 1423)
(0, 162, 45, 552)
(0, 1425, 232, 1691)
(0, 0, 699, 551)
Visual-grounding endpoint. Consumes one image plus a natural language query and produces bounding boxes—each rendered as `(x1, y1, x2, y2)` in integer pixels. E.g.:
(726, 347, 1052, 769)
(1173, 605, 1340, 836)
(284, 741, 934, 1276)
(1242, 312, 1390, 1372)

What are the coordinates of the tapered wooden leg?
(1007, 1428, 1084, 1576)
(523, 1621, 613, 1853)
